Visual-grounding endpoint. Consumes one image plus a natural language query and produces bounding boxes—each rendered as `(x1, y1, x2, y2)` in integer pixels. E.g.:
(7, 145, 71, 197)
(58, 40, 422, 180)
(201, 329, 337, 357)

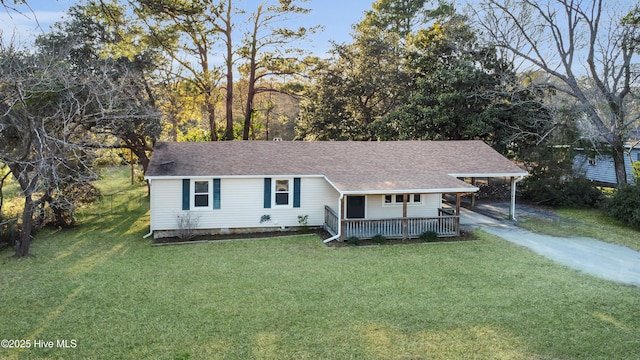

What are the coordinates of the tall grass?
(1, 168, 639, 359)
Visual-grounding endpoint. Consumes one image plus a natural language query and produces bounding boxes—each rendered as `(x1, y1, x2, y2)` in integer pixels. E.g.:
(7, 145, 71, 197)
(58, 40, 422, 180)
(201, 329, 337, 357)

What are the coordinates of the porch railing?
(324, 206, 460, 240)
(324, 205, 339, 236)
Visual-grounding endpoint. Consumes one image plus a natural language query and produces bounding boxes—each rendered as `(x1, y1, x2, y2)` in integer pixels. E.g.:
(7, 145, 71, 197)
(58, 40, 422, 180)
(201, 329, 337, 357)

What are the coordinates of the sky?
(0, 0, 374, 56)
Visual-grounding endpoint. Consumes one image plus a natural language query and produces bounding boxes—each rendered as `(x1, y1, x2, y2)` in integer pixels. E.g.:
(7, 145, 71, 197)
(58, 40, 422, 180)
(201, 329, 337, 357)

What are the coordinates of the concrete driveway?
(460, 207, 640, 287)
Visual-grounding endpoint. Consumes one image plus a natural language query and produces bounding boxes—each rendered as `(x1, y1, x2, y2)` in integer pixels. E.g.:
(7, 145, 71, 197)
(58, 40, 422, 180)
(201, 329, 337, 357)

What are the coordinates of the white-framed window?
(383, 194, 422, 206)
(274, 179, 291, 207)
(193, 180, 212, 209)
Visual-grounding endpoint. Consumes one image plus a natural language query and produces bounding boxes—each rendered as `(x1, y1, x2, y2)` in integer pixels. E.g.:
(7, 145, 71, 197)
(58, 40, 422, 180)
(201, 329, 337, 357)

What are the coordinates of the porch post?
(402, 194, 408, 239)
(456, 193, 461, 236)
(340, 196, 346, 241)
(470, 177, 476, 208)
(510, 176, 516, 221)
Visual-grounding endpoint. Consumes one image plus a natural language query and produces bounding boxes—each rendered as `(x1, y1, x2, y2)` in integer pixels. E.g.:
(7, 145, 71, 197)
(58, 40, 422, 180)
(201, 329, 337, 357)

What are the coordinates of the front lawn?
(1, 168, 639, 359)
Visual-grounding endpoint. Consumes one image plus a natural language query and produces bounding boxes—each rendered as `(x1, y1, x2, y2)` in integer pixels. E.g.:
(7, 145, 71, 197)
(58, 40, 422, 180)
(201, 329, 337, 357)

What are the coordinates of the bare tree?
(471, 0, 640, 185)
(0, 37, 158, 257)
(0, 42, 96, 257)
(36, 3, 163, 173)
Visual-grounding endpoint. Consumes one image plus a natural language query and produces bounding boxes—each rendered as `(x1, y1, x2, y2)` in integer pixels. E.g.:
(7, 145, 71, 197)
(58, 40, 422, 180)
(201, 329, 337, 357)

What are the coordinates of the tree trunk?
(14, 196, 34, 258)
(225, 69, 233, 140)
(612, 140, 629, 186)
(243, 6, 260, 141)
(207, 100, 218, 141)
(243, 85, 255, 140)
(224, 6, 234, 141)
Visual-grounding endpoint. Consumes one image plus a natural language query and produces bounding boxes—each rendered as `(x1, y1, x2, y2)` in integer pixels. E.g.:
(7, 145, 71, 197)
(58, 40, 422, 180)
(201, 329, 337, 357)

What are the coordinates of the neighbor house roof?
(145, 140, 527, 194)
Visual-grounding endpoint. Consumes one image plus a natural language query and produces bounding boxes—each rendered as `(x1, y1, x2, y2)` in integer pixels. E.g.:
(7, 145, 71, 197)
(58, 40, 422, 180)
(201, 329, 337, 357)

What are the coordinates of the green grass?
(1, 168, 639, 359)
(520, 208, 640, 251)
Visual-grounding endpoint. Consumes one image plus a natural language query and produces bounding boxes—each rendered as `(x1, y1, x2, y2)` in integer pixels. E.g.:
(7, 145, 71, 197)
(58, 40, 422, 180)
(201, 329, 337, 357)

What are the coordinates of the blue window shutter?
(182, 179, 190, 210)
(293, 178, 301, 208)
(264, 178, 272, 208)
(213, 179, 221, 209)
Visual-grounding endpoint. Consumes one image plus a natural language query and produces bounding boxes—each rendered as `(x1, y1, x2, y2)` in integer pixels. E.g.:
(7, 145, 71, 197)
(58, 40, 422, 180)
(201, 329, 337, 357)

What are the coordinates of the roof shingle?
(145, 140, 527, 193)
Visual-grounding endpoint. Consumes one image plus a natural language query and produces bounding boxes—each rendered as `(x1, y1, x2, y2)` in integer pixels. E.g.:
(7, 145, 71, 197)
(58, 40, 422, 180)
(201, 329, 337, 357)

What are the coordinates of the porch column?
(340, 196, 346, 241)
(456, 193, 461, 236)
(402, 194, 408, 239)
(470, 177, 476, 208)
(510, 177, 516, 221)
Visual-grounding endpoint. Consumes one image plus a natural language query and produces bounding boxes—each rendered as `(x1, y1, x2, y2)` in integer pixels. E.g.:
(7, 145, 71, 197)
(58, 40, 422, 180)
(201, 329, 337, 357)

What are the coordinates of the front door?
(346, 196, 366, 219)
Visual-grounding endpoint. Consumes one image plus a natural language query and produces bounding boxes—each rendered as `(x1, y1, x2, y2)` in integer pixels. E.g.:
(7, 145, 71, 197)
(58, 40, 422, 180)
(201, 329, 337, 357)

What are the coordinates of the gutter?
(143, 231, 154, 239)
(323, 192, 344, 243)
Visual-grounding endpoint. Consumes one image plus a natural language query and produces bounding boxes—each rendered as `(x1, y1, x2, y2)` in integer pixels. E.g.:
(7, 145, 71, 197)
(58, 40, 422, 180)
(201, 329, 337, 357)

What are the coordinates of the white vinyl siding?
(149, 176, 338, 232)
(149, 179, 183, 231)
(366, 194, 440, 220)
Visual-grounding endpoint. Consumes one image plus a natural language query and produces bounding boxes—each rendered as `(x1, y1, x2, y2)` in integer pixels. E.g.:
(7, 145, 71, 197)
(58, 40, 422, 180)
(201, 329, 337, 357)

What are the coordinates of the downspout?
(143, 177, 154, 239)
(323, 192, 344, 243)
(510, 176, 525, 221)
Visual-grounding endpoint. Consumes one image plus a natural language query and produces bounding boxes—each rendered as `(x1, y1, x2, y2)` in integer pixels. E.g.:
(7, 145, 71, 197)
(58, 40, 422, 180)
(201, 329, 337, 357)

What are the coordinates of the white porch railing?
(324, 205, 339, 236)
(324, 206, 460, 240)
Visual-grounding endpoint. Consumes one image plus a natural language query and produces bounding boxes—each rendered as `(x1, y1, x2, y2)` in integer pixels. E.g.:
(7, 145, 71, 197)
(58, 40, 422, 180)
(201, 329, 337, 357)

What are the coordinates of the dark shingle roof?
(145, 141, 527, 193)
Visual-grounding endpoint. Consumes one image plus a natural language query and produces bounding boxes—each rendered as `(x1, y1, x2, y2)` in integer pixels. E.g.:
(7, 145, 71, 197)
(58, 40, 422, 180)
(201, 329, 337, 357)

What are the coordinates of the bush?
(602, 185, 640, 229)
(176, 212, 201, 240)
(371, 234, 387, 244)
(346, 236, 360, 246)
(420, 231, 439, 242)
(521, 176, 604, 208)
(0, 218, 18, 249)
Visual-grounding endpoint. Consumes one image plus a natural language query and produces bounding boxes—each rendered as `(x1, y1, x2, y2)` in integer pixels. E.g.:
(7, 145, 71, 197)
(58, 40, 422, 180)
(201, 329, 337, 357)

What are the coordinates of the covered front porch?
(323, 193, 466, 241)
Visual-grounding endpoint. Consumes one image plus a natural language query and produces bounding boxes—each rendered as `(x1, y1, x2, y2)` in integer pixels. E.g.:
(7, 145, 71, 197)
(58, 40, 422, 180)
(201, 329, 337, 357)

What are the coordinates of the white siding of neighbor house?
(574, 148, 639, 184)
(364, 194, 441, 219)
(149, 176, 339, 232)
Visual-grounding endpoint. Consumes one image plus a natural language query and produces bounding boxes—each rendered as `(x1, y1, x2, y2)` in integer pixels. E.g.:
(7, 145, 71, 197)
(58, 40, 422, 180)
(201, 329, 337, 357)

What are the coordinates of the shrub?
(420, 231, 439, 242)
(176, 212, 201, 240)
(633, 161, 640, 184)
(346, 236, 360, 246)
(297, 215, 309, 232)
(521, 176, 604, 208)
(602, 185, 640, 229)
(371, 234, 387, 244)
(0, 218, 18, 249)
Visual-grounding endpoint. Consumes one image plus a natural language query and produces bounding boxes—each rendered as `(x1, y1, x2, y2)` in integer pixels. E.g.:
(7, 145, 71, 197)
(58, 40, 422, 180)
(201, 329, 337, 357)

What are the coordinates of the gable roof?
(145, 140, 527, 194)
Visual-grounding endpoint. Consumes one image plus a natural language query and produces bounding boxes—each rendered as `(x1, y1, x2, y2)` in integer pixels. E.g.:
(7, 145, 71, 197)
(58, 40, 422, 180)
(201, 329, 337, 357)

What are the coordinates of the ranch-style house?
(144, 140, 527, 242)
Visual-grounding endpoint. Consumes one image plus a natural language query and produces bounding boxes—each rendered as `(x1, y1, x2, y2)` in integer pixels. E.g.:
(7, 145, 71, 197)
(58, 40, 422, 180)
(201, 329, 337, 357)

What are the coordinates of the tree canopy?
(471, 0, 640, 185)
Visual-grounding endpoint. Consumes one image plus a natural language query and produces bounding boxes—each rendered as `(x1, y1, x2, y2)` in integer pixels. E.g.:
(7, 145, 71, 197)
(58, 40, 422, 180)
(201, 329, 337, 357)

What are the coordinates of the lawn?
(520, 207, 640, 252)
(1, 168, 639, 359)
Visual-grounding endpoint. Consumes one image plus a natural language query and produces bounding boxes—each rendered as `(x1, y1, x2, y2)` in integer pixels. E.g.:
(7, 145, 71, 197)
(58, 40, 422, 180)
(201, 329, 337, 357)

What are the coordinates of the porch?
(323, 205, 461, 241)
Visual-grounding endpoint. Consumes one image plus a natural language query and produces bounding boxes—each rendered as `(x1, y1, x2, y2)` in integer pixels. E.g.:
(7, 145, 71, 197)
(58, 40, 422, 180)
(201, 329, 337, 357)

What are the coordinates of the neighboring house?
(573, 143, 640, 185)
(144, 141, 527, 242)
